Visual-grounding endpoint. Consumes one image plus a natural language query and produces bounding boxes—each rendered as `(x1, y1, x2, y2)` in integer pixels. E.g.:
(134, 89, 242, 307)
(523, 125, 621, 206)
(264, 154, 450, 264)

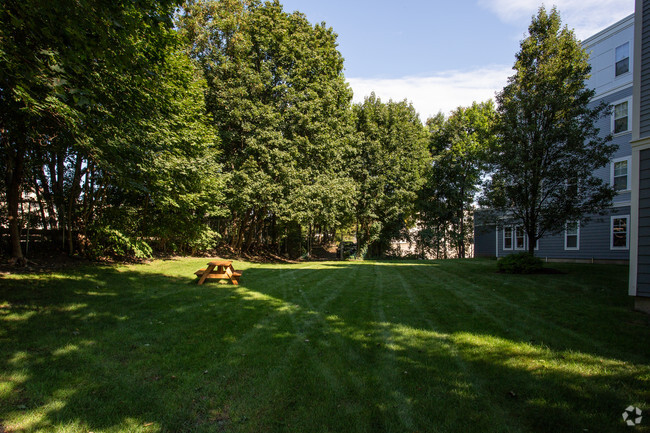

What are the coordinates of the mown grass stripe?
(406, 262, 629, 360)
(0, 258, 647, 433)
(366, 262, 416, 431)
(389, 263, 525, 428)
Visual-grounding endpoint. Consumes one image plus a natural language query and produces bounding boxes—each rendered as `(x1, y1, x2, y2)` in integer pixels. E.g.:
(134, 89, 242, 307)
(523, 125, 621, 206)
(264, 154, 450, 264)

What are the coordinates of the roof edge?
(582, 13, 635, 46)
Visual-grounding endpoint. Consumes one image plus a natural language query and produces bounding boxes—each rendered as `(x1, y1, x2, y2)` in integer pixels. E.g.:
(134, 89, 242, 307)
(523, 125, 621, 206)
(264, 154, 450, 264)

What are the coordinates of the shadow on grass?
(0, 260, 648, 432)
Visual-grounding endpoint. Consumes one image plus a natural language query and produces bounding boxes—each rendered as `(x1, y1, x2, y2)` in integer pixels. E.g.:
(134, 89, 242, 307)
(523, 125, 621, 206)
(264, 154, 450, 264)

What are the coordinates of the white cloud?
(478, 0, 634, 40)
(346, 2, 635, 121)
(347, 66, 512, 121)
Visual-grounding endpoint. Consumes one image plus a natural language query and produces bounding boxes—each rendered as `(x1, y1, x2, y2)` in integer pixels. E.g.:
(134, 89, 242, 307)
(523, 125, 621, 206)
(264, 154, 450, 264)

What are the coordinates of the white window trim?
(514, 225, 526, 251)
(503, 224, 540, 251)
(610, 156, 632, 192)
(564, 221, 580, 251)
(615, 41, 631, 78)
(610, 215, 630, 250)
(503, 226, 513, 251)
(611, 96, 633, 136)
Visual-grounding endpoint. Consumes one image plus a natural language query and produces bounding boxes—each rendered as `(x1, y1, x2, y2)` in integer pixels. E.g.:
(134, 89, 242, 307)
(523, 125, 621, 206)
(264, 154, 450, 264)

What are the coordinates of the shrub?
(186, 226, 220, 254)
(497, 252, 543, 274)
(88, 227, 153, 260)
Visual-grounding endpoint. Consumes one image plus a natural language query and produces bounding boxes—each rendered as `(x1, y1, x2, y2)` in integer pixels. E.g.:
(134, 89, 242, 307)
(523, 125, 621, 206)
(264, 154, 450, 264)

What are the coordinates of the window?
(611, 215, 629, 249)
(515, 226, 526, 250)
(614, 101, 630, 134)
(566, 175, 578, 198)
(615, 42, 630, 76)
(611, 157, 631, 191)
(503, 226, 513, 250)
(565, 221, 580, 250)
(504, 225, 529, 250)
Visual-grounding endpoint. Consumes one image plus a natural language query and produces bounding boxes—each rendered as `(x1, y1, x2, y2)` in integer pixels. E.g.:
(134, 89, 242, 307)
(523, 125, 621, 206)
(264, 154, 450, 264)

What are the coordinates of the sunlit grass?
(0, 258, 648, 432)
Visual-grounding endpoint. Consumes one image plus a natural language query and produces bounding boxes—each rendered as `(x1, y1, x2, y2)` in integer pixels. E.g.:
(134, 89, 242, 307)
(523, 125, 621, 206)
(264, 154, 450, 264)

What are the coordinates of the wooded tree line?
(0, 2, 615, 263)
(1, 0, 489, 262)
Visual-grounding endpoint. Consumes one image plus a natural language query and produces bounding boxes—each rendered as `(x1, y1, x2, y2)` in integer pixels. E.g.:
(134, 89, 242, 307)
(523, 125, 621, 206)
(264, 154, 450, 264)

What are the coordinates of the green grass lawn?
(1, 258, 649, 432)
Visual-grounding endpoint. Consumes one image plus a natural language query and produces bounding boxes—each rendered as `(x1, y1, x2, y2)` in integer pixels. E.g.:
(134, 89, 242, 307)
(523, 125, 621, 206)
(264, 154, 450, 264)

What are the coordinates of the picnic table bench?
(194, 260, 242, 285)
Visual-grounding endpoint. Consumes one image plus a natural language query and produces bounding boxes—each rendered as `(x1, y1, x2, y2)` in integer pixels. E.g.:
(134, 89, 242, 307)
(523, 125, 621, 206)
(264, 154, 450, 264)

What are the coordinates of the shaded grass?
(0, 258, 648, 432)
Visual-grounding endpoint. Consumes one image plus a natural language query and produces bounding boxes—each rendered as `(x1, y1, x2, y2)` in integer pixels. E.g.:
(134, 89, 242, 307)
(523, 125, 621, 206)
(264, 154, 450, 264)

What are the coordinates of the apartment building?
(474, 14, 635, 264)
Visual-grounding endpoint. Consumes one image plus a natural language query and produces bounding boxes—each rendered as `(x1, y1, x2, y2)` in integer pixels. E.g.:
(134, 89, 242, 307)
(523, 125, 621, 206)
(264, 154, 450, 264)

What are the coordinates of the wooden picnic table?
(194, 260, 243, 285)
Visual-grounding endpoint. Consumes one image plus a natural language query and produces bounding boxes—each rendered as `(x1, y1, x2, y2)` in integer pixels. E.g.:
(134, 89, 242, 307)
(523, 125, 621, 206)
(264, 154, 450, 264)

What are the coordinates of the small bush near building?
(497, 252, 543, 274)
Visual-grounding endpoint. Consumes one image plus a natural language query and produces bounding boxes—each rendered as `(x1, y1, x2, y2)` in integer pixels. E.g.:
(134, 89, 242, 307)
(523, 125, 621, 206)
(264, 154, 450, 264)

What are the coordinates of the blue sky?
(280, 0, 634, 120)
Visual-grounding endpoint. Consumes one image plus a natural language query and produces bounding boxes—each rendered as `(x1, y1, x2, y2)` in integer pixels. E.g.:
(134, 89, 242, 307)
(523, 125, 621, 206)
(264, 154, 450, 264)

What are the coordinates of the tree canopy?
(418, 101, 496, 258)
(352, 93, 430, 258)
(179, 0, 357, 255)
(1, 1, 618, 263)
(481, 7, 616, 254)
(1, 0, 222, 260)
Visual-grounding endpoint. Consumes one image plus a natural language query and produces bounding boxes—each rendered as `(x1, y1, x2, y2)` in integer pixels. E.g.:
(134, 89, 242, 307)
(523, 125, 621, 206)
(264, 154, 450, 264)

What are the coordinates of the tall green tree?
(87, 48, 224, 256)
(419, 101, 496, 258)
(482, 7, 616, 255)
(352, 93, 429, 258)
(1, 0, 181, 262)
(180, 0, 355, 254)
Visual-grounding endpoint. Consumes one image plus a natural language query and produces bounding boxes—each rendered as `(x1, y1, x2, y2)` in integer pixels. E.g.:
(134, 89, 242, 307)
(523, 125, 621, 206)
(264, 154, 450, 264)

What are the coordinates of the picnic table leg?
(198, 264, 216, 285)
(227, 265, 240, 285)
(227, 265, 239, 286)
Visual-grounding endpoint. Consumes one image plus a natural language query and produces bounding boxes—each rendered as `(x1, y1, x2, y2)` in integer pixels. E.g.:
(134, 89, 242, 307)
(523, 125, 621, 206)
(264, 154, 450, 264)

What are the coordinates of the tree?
(352, 93, 429, 258)
(482, 7, 617, 255)
(180, 0, 356, 255)
(0, 0, 181, 262)
(87, 48, 225, 257)
(419, 101, 496, 258)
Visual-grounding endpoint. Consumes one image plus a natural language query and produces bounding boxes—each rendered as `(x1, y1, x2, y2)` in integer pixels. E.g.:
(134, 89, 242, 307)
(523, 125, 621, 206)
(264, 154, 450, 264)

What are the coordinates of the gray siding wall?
(494, 207, 631, 260)
(638, 149, 650, 296)
(473, 210, 497, 257)
(593, 88, 634, 206)
(641, 0, 650, 137)
(474, 224, 496, 257)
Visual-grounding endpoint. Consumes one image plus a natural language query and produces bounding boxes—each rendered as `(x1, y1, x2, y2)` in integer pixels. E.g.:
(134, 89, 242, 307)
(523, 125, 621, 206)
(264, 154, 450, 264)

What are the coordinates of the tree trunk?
(458, 186, 466, 259)
(284, 227, 288, 256)
(308, 223, 312, 257)
(458, 221, 465, 258)
(528, 233, 536, 255)
(234, 211, 250, 252)
(80, 162, 96, 250)
(50, 153, 67, 251)
(441, 237, 445, 259)
(7, 165, 25, 263)
(365, 222, 371, 258)
(33, 183, 49, 230)
(6, 143, 26, 264)
(243, 211, 258, 253)
(66, 153, 84, 254)
(36, 153, 57, 229)
(527, 223, 537, 256)
(355, 220, 359, 250)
